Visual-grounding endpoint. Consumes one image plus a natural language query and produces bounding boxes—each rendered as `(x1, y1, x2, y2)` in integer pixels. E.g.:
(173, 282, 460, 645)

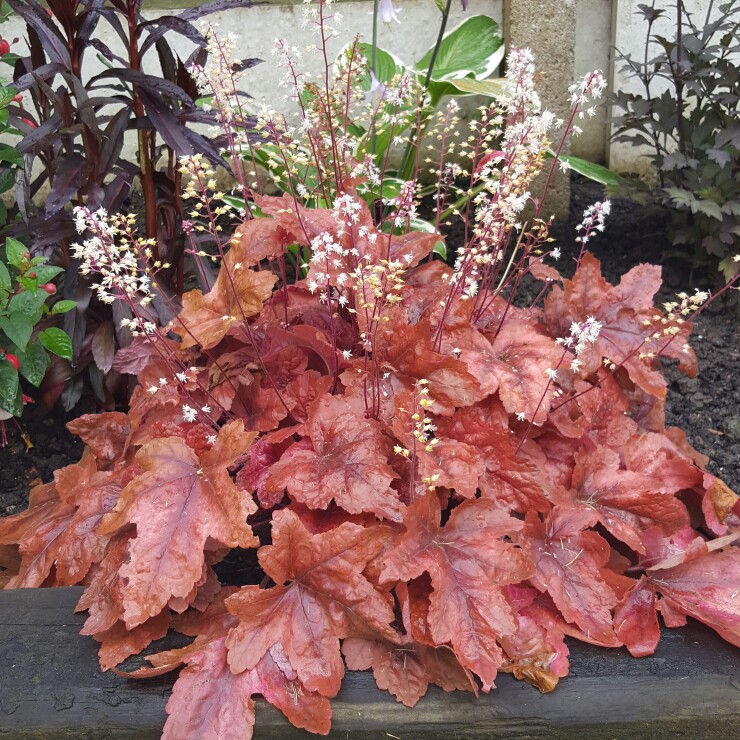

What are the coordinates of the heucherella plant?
(1, 3, 740, 739)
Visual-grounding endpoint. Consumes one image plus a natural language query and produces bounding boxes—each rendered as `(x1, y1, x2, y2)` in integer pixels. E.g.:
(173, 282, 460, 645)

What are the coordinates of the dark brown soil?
(1, 174, 737, 518)
(1, 404, 83, 516)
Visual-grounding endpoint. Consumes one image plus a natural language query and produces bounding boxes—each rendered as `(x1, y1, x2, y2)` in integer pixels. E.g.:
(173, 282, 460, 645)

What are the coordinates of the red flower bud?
(0, 40, 10, 56)
(41, 283, 57, 294)
(4, 353, 20, 371)
(27, 271, 36, 278)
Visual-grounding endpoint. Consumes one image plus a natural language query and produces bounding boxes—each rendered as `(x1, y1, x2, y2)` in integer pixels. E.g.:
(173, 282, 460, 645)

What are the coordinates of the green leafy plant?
(612, 0, 740, 282)
(0, 0, 22, 229)
(0, 237, 73, 420)
(362, 12, 505, 179)
(4, 0, 257, 411)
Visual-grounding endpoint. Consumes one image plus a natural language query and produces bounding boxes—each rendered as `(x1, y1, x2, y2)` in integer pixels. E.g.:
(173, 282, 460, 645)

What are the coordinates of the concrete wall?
(0, 1, 503, 111)
(0, 0, 720, 196)
(609, 0, 718, 175)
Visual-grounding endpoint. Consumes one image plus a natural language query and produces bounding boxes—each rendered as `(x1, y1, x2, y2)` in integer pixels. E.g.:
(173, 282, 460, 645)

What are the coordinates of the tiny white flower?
(182, 405, 198, 423)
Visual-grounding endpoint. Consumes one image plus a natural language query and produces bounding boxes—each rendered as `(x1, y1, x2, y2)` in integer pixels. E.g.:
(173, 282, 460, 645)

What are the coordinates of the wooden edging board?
(0, 587, 739, 738)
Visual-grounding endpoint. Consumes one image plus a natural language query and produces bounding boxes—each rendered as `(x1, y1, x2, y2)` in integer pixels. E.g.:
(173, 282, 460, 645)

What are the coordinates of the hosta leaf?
(545, 150, 623, 188)
(415, 15, 503, 83)
(447, 76, 505, 97)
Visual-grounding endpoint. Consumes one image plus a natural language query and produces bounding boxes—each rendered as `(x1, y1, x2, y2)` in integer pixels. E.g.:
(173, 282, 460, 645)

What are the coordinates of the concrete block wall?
(0, 1, 719, 210)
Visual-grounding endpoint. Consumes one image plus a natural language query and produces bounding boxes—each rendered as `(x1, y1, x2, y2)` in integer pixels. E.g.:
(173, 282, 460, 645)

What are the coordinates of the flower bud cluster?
(556, 316, 602, 372)
(576, 200, 612, 245)
(640, 289, 710, 358)
(389, 180, 418, 228)
(71, 208, 159, 308)
(394, 380, 440, 481)
(351, 257, 405, 313)
(191, 26, 251, 141)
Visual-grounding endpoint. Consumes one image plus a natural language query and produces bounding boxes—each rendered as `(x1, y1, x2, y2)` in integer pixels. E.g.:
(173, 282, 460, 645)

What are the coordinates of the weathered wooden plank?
(0, 587, 738, 738)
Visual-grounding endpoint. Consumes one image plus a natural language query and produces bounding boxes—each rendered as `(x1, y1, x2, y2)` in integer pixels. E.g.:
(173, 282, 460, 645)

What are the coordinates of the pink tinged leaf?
(434, 399, 550, 513)
(498, 593, 571, 692)
(4, 498, 76, 588)
(342, 638, 474, 708)
(235, 426, 298, 507)
(571, 446, 690, 553)
(95, 610, 170, 671)
(254, 647, 332, 734)
(701, 474, 740, 536)
(99, 421, 258, 628)
(91, 321, 116, 375)
(415, 437, 485, 499)
(174, 266, 277, 350)
(624, 432, 704, 494)
(266, 395, 402, 521)
(380, 494, 533, 690)
(226, 584, 345, 697)
(648, 546, 740, 647)
(226, 510, 395, 697)
(66, 411, 131, 468)
(231, 216, 303, 266)
(162, 636, 258, 740)
(519, 507, 620, 646)
(485, 317, 563, 424)
(77, 532, 133, 635)
(613, 576, 660, 658)
(543, 254, 696, 399)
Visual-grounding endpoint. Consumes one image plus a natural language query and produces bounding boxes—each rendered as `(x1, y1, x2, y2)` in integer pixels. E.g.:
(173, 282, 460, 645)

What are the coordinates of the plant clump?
(1, 4, 739, 739)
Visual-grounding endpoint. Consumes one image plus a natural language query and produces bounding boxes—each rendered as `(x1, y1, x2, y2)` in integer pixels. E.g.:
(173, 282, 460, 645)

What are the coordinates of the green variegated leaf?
(415, 15, 503, 83)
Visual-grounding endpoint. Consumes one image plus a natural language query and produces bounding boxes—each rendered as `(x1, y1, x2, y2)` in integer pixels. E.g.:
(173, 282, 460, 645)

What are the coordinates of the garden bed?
(1, 175, 737, 518)
(1, 176, 738, 739)
(0, 587, 738, 739)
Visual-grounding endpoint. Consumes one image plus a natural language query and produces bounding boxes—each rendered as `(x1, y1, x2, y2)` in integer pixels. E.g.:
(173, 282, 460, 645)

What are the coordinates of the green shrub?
(612, 0, 740, 282)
